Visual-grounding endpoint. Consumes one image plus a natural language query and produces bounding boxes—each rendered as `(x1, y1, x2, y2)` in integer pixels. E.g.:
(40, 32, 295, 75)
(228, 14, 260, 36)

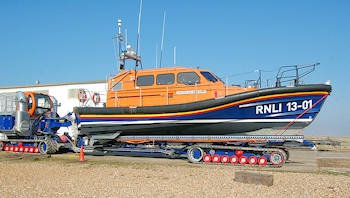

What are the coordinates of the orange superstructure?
(106, 66, 257, 107)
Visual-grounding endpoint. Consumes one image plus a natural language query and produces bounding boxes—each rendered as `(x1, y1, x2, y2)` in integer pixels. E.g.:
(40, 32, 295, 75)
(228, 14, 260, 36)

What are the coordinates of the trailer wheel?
(187, 146, 204, 163)
(39, 140, 58, 154)
(221, 155, 229, 164)
(258, 156, 267, 166)
(270, 151, 285, 166)
(167, 149, 177, 159)
(230, 155, 238, 164)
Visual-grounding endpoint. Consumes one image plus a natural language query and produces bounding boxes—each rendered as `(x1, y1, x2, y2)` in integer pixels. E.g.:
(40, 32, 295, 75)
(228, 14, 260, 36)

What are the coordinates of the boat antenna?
(174, 46, 176, 65)
(112, 37, 119, 71)
(135, 0, 143, 70)
(125, 29, 128, 49)
(159, 11, 166, 68)
(156, 45, 158, 68)
(115, 19, 125, 71)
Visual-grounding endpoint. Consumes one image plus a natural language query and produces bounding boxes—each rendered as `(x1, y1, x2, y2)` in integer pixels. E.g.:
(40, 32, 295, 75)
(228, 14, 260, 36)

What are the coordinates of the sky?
(1, 1, 349, 136)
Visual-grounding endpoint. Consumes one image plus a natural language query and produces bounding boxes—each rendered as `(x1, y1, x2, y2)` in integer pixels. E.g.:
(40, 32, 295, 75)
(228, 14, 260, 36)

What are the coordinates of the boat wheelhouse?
(106, 66, 257, 108)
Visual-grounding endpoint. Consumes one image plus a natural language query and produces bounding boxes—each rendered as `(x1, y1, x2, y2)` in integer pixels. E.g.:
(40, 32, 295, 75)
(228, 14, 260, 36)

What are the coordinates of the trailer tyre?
(187, 146, 204, 163)
(270, 151, 285, 166)
(169, 149, 177, 159)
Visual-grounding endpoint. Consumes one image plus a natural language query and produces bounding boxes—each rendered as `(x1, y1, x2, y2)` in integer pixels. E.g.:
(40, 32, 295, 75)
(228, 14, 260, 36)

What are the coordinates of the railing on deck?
(275, 63, 318, 87)
(223, 63, 319, 89)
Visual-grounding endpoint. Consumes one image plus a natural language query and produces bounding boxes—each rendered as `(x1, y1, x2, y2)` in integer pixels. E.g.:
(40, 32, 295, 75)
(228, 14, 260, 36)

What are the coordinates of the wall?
(0, 81, 107, 117)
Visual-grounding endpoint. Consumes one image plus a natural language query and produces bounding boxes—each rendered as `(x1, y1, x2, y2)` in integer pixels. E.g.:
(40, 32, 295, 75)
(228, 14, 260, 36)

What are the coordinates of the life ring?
(92, 92, 101, 105)
(78, 90, 87, 103)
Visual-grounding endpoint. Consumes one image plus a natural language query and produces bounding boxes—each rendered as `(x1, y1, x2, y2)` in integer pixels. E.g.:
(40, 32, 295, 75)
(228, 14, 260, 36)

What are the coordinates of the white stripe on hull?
(81, 118, 313, 126)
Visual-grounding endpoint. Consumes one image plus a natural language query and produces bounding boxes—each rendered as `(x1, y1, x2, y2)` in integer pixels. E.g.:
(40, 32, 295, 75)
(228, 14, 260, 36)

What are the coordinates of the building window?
(137, 75, 154, 86)
(177, 72, 200, 85)
(68, 89, 84, 99)
(156, 73, 175, 85)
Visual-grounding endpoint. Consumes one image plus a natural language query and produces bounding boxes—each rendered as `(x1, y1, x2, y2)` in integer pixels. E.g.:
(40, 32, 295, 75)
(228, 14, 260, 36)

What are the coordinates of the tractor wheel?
(39, 139, 58, 154)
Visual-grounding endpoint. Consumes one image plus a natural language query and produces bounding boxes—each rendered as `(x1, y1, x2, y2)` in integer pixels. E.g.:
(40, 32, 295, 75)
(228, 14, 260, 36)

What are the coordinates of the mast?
(116, 19, 142, 70)
(117, 19, 125, 70)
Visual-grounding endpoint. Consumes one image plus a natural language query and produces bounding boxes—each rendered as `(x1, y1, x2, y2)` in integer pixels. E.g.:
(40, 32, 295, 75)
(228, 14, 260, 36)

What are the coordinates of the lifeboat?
(74, 62, 331, 137)
(74, 21, 331, 138)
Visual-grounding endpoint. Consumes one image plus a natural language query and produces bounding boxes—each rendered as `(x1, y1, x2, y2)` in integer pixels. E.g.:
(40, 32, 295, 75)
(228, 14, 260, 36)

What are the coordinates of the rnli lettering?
(256, 103, 282, 114)
(255, 100, 313, 115)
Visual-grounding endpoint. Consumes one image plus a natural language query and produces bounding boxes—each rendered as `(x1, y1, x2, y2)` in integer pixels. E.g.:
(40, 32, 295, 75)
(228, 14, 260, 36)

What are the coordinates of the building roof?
(0, 80, 106, 90)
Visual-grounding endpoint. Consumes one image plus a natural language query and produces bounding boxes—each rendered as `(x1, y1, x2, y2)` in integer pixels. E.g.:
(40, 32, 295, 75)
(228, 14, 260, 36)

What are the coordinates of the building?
(0, 80, 107, 117)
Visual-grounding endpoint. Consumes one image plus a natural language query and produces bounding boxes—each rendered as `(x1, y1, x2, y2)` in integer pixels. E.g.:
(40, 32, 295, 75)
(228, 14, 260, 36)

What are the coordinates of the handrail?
(275, 63, 318, 87)
(222, 63, 319, 88)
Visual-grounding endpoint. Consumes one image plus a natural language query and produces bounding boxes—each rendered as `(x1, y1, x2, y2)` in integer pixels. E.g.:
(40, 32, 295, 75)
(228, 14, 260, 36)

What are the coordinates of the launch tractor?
(0, 91, 78, 154)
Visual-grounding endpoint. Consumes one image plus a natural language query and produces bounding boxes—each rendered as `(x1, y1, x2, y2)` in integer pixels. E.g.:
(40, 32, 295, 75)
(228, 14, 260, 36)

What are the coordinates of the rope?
(274, 94, 328, 136)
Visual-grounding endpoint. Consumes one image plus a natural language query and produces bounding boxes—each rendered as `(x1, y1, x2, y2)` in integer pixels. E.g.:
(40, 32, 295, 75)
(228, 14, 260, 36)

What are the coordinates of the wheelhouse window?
(177, 72, 200, 85)
(156, 73, 175, 85)
(137, 75, 154, 86)
(200, 71, 218, 83)
(111, 82, 122, 90)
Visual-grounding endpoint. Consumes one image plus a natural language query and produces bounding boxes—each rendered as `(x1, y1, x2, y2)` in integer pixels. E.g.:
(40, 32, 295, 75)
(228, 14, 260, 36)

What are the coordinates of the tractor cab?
(24, 92, 52, 117)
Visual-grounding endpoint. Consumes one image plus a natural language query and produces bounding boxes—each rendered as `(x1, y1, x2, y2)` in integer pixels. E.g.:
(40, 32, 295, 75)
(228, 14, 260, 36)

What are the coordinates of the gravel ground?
(1, 159, 349, 198)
